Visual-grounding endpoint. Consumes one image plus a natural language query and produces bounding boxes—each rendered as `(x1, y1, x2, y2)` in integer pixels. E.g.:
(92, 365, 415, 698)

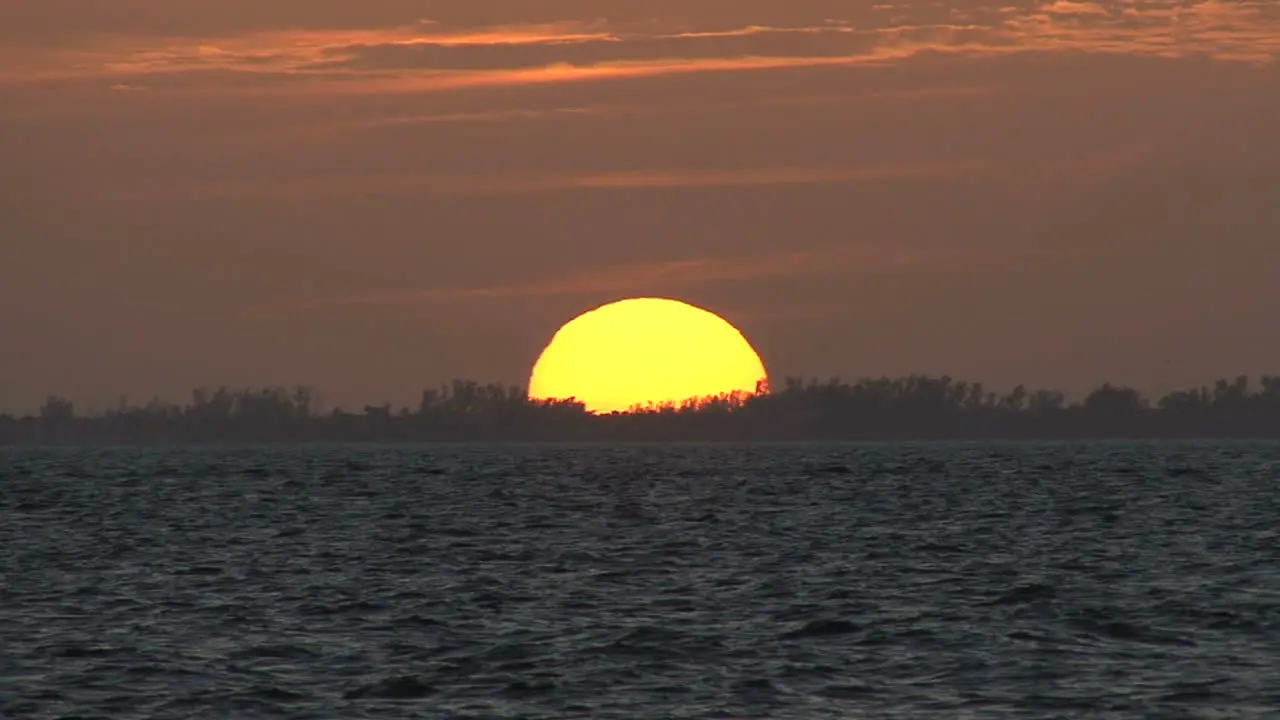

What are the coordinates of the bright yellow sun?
(528, 297, 768, 413)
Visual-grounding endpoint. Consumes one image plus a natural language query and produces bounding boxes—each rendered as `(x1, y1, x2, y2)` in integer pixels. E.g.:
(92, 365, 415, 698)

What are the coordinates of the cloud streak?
(260, 242, 991, 317)
(271, 83, 1001, 143)
(5, 1, 1276, 89)
(88, 161, 990, 202)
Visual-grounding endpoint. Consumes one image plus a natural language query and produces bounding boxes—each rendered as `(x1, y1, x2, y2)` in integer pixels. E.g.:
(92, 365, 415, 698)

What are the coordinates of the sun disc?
(528, 297, 768, 413)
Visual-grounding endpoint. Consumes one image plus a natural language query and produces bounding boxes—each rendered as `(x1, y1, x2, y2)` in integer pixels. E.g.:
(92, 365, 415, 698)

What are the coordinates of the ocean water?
(1, 442, 1278, 719)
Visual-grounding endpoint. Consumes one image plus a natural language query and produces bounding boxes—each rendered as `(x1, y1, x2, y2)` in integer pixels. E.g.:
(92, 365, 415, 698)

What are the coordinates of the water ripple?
(1, 441, 1279, 717)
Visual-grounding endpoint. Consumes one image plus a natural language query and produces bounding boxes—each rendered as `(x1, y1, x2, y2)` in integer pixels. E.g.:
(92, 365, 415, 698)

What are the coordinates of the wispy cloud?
(281, 84, 1000, 141)
(5, 1, 1275, 89)
(502, 163, 988, 191)
(92, 161, 989, 202)
(1038, 1, 1112, 17)
(260, 242, 987, 316)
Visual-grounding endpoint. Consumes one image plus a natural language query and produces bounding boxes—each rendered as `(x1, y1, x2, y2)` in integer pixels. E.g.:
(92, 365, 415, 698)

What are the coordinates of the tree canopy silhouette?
(3, 374, 1279, 444)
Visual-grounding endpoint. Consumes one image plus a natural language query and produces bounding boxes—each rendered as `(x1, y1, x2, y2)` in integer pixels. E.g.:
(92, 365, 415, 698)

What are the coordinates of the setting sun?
(528, 298, 768, 413)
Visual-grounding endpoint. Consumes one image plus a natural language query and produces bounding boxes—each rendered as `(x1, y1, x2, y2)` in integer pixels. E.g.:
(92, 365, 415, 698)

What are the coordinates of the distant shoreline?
(5, 436, 1280, 449)
(5, 375, 1279, 446)
(6, 426, 1280, 448)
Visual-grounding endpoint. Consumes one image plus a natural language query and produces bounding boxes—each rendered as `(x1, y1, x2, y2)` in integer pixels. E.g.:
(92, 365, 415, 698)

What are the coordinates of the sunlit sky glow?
(1, 0, 1277, 412)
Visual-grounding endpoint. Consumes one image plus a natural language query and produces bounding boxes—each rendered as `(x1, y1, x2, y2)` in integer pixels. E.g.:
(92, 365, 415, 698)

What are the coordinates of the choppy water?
(2, 442, 1279, 718)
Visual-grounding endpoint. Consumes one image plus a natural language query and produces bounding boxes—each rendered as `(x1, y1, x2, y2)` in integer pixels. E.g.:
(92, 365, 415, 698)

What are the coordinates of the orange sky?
(2, 0, 1278, 412)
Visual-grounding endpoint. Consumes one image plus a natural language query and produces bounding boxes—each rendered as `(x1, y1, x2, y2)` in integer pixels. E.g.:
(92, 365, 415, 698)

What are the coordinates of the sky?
(2, 0, 1278, 413)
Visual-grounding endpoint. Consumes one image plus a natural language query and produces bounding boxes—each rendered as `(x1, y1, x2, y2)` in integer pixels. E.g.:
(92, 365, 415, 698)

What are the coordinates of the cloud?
(306, 25, 864, 72)
(272, 83, 1001, 142)
(494, 163, 988, 192)
(89, 161, 990, 202)
(1038, 1, 1112, 16)
(4, 1, 1275, 89)
(260, 242, 990, 316)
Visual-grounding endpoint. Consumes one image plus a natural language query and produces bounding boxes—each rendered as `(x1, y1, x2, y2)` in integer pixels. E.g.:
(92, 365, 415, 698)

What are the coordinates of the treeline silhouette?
(5, 375, 1280, 444)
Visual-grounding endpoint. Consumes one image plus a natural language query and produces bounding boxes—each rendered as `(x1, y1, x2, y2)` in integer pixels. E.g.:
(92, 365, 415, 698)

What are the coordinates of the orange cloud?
(90, 161, 990, 202)
(386, 22, 617, 47)
(1039, 1, 1112, 16)
(4, 1, 1275, 89)
(662, 24, 856, 40)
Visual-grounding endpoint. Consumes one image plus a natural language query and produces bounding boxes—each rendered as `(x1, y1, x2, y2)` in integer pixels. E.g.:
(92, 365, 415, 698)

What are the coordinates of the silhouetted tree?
(6, 374, 1280, 444)
(1000, 385, 1028, 412)
(39, 396, 74, 423)
(1029, 389, 1066, 412)
(1084, 383, 1146, 416)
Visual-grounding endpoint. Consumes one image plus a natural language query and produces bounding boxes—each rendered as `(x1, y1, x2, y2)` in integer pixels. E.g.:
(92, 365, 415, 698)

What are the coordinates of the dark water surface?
(2, 442, 1279, 718)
